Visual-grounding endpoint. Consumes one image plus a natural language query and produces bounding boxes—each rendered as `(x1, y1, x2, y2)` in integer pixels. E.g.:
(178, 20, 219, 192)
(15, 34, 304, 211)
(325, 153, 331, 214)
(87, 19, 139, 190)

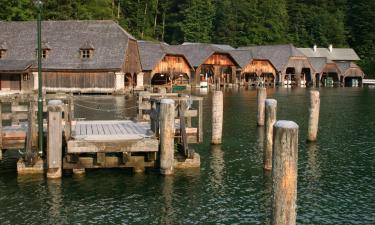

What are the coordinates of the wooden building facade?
(172, 43, 239, 87)
(0, 20, 141, 93)
(230, 50, 277, 86)
(138, 41, 193, 87)
(239, 44, 315, 86)
(298, 45, 364, 86)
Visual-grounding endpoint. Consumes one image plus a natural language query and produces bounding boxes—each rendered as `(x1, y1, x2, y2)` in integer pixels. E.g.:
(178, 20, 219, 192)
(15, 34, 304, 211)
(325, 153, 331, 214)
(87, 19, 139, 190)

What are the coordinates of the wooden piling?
(264, 99, 277, 170)
(47, 100, 63, 179)
(271, 120, 299, 225)
(212, 91, 223, 144)
(307, 91, 320, 142)
(160, 99, 175, 175)
(257, 87, 267, 126)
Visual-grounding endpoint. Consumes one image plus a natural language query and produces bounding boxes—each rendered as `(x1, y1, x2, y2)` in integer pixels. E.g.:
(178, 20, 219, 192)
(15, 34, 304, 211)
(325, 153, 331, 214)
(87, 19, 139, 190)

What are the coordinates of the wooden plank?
(11, 105, 29, 112)
(92, 123, 99, 135)
(1, 113, 28, 121)
(102, 124, 111, 135)
(67, 138, 159, 153)
(184, 110, 198, 117)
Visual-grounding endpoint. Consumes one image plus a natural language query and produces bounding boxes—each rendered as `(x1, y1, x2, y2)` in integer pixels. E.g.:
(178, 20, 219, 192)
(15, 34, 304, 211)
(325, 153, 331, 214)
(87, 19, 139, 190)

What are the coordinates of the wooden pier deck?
(67, 120, 158, 153)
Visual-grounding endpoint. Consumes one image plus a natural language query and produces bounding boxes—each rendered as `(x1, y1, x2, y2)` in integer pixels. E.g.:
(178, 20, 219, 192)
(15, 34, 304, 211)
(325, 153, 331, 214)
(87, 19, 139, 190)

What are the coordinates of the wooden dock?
(363, 79, 375, 85)
(0, 92, 201, 176)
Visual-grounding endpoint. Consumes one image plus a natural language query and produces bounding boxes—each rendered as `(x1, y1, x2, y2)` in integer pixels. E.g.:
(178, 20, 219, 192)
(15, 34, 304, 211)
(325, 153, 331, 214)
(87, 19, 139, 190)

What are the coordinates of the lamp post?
(35, 0, 43, 156)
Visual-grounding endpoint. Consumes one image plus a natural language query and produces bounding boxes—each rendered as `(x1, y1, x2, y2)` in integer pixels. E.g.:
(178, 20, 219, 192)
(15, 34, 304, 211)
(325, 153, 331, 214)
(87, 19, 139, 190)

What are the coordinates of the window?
(0, 50, 5, 59)
(23, 74, 30, 81)
(81, 49, 91, 59)
(42, 49, 48, 59)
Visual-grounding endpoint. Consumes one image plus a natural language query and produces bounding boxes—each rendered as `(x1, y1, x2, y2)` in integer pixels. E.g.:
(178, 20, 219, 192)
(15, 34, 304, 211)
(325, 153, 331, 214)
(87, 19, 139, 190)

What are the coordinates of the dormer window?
(0, 41, 7, 59)
(80, 41, 94, 60)
(81, 49, 91, 59)
(0, 50, 6, 59)
(36, 41, 51, 59)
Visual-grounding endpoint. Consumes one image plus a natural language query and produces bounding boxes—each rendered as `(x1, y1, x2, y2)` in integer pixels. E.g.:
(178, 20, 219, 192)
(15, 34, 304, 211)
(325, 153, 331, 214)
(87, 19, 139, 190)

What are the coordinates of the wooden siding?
(43, 72, 115, 89)
(123, 39, 142, 75)
(322, 63, 341, 74)
(241, 60, 276, 75)
(203, 53, 236, 66)
(151, 55, 191, 77)
(0, 74, 21, 91)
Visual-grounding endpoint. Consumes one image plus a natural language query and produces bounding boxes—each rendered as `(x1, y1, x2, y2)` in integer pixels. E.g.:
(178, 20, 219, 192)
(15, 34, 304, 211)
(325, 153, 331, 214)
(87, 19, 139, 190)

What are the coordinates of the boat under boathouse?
(239, 44, 315, 86)
(137, 41, 194, 88)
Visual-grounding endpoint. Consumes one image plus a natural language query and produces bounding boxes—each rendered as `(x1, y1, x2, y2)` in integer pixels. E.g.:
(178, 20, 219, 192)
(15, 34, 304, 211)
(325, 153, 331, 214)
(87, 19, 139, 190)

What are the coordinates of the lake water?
(0, 87, 374, 224)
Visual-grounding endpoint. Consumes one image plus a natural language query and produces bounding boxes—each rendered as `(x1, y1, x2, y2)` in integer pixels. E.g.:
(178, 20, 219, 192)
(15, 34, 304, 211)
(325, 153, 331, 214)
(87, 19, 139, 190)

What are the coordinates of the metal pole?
(37, 4, 43, 156)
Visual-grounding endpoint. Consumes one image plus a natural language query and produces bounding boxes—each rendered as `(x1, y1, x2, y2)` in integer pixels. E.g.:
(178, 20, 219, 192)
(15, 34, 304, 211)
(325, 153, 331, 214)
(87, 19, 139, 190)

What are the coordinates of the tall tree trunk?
(162, 11, 166, 41)
(142, 2, 148, 39)
(153, 0, 159, 36)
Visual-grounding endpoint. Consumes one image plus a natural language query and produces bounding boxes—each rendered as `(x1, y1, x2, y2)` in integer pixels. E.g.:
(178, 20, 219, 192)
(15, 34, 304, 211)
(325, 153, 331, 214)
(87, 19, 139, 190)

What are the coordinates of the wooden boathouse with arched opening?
(230, 49, 277, 87)
(0, 20, 141, 94)
(239, 44, 315, 86)
(171, 43, 239, 87)
(298, 45, 364, 86)
(138, 41, 193, 88)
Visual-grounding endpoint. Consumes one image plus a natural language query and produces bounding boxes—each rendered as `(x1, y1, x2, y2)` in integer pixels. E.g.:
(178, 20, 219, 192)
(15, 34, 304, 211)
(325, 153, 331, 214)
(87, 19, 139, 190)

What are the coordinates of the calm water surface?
(0, 87, 374, 224)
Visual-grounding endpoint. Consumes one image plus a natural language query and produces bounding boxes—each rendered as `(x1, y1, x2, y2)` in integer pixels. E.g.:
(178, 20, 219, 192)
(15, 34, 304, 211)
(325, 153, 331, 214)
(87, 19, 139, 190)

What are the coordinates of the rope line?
(74, 103, 137, 112)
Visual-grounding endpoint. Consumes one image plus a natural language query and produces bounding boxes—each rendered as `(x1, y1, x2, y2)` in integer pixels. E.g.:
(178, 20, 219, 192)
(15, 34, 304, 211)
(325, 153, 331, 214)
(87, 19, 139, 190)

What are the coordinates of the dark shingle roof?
(138, 41, 166, 71)
(238, 44, 305, 71)
(0, 20, 134, 71)
(138, 41, 193, 71)
(308, 57, 328, 73)
(182, 42, 235, 51)
(0, 60, 33, 72)
(229, 49, 273, 68)
(298, 47, 360, 61)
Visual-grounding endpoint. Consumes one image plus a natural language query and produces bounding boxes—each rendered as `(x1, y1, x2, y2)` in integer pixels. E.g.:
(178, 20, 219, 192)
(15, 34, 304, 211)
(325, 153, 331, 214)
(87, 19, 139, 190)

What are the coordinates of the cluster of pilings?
(210, 88, 320, 225)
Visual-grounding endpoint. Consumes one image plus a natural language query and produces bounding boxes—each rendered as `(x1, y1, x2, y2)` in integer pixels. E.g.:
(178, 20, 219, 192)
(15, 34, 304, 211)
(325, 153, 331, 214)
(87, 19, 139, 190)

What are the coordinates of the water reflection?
(306, 142, 321, 183)
(210, 145, 225, 192)
(257, 126, 265, 158)
(160, 176, 174, 225)
(46, 179, 65, 224)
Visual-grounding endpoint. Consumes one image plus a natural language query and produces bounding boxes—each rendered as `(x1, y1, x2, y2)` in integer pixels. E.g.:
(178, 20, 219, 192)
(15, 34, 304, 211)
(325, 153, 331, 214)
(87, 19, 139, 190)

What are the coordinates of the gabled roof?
(169, 43, 238, 67)
(336, 61, 364, 77)
(308, 57, 328, 73)
(0, 20, 134, 71)
(229, 49, 273, 68)
(238, 44, 305, 71)
(297, 47, 360, 61)
(138, 41, 193, 71)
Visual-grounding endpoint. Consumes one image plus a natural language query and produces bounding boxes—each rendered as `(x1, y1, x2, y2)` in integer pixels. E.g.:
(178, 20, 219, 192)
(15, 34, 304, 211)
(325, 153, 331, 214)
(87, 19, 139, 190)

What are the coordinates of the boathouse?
(0, 20, 141, 93)
(298, 45, 364, 86)
(171, 43, 239, 87)
(138, 41, 193, 88)
(239, 44, 315, 86)
(229, 49, 277, 87)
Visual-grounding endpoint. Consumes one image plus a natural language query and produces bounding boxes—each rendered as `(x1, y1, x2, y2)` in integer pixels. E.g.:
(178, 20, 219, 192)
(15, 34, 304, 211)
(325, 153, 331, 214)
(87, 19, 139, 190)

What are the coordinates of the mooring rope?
(74, 102, 138, 112)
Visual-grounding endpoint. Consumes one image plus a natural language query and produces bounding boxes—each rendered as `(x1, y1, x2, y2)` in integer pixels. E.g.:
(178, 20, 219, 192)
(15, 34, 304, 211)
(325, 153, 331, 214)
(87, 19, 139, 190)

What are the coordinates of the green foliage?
(0, 0, 374, 73)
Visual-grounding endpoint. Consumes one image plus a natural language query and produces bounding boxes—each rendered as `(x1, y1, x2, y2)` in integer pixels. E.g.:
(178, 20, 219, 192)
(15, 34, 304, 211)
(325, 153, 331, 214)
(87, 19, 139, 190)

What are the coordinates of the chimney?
(313, 44, 317, 52)
(328, 44, 333, 52)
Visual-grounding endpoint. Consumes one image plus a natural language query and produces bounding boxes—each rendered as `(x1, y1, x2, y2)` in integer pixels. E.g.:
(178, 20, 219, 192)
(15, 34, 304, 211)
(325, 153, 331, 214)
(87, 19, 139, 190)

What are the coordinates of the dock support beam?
(212, 91, 223, 144)
(272, 120, 299, 225)
(160, 99, 175, 175)
(307, 91, 320, 142)
(264, 99, 277, 171)
(47, 100, 63, 179)
(257, 87, 267, 126)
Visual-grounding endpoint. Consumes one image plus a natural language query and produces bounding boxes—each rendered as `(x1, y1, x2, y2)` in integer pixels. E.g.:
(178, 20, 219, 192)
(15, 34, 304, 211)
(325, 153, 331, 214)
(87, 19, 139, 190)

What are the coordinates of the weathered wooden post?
(307, 90, 320, 142)
(47, 100, 63, 179)
(271, 120, 299, 225)
(257, 87, 267, 126)
(264, 99, 277, 170)
(160, 99, 175, 175)
(212, 91, 223, 144)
